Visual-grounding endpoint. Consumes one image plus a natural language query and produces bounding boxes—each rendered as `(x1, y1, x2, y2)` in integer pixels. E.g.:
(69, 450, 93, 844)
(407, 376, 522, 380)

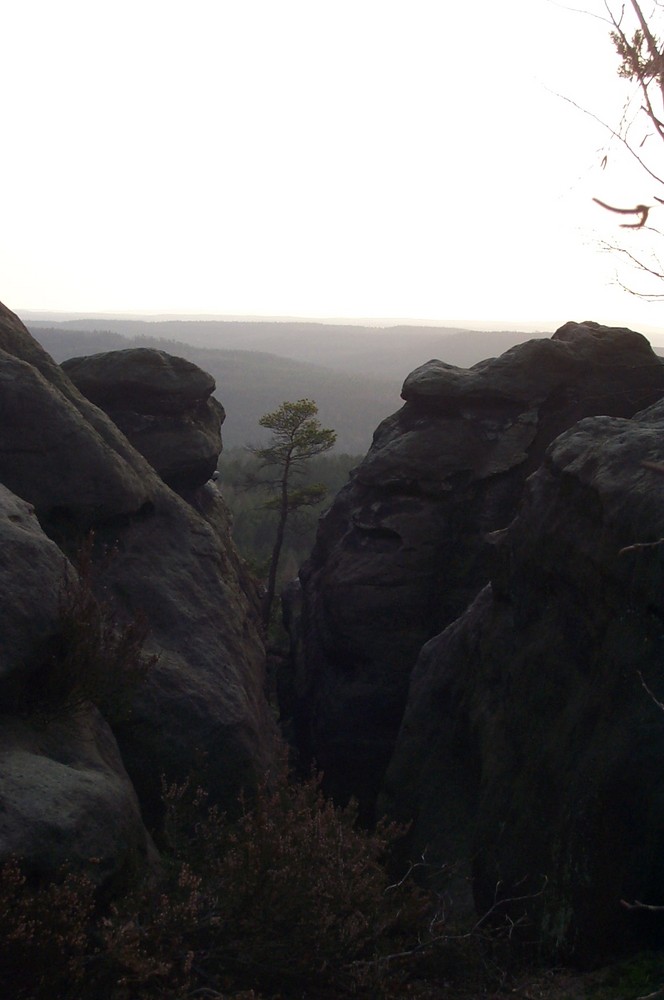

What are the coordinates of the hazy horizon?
(22, 307, 664, 341)
(23, 307, 556, 330)
(4, 1, 664, 338)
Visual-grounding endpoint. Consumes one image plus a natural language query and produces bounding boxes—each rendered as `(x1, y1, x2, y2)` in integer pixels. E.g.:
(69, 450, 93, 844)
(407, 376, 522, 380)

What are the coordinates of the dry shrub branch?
(0, 766, 445, 999)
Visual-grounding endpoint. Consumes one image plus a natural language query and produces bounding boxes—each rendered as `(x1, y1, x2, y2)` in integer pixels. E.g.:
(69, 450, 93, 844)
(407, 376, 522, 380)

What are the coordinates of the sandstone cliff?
(285, 321, 664, 815)
(382, 396, 664, 960)
(282, 320, 664, 960)
(0, 301, 278, 884)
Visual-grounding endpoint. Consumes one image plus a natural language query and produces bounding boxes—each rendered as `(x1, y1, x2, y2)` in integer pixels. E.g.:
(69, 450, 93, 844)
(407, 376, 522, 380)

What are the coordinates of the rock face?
(0, 485, 71, 688)
(382, 398, 664, 961)
(0, 483, 154, 888)
(0, 342, 151, 533)
(62, 348, 225, 491)
(0, 301, 278, 851)
(286, 323, 664, 810)
(0, 709, 156, 889)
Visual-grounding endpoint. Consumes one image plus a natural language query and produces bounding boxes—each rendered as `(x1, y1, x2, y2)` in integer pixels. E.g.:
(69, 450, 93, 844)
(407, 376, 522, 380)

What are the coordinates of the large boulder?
(0, 349, 151, 530)
(0, 302, 160, 523)
(0, 482, 154, 888)
(382, 397, 664, 961)
(0, 709, 156, 889)
(285, 322, 664, 810)
(1, 302, 278, 829)
(62, 348, 225, 491)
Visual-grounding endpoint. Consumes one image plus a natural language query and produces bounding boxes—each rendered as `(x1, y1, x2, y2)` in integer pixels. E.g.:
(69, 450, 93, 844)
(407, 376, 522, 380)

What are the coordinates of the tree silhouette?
(247, 399, 336, 628)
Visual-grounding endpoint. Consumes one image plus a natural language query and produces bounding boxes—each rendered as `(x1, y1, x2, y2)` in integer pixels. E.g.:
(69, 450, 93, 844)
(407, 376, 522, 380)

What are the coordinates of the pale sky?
(3, 0, 664, 335)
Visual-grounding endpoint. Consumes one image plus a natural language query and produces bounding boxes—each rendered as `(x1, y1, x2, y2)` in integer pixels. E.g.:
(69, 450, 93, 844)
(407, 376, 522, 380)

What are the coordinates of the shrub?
(0, 767, 435, 999)
(0, 859, 95, 998)
(180, 768, 428, 994)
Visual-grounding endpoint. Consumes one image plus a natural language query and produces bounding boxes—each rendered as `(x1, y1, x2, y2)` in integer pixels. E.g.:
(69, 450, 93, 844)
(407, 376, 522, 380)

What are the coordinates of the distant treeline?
(31, 325, 400, 453)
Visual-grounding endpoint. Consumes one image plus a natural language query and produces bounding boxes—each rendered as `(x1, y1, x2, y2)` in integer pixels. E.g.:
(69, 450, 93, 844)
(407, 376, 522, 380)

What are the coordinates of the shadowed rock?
(382, 397, 664, 960)
(0, 301, 278, 836)
(0, 708, 156, 889)
(62, 348, 225, 491)
(0, 482, 154, 887)
(285, 322, 664, 811)
(0, 485, 71, 687)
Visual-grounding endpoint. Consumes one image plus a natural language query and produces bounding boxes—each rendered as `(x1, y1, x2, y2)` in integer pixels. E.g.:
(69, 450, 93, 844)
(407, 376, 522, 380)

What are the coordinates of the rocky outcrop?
(382, 397, 664, 961)
(285, 322, 664, 810)
(58, 344, 266, 628)
(0, 483, 154, 888)
(0, 302, 278, 844)
(62, 348, 224, 491)
(0, 485, 71, 688)
(0, 345, 151, 533)
(0, 709, 156, 889)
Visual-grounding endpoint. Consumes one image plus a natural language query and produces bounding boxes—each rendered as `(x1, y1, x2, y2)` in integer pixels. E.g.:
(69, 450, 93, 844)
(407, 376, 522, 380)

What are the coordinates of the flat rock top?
(62, 348, 216, 412)
(401, 321, 662, 410)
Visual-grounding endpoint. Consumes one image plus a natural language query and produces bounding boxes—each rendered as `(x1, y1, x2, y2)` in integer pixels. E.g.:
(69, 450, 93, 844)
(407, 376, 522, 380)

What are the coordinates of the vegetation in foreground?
(4, 762, 664, 1000)
(0, 764, 477, 1000)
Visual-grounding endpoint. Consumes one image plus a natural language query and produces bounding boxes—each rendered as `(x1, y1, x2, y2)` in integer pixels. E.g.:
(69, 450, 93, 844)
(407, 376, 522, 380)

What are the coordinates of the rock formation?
(0, 301, 278, 885)
(382, 396, 664, 960)
(61, 348, 224, 491)
(285, 322, 664, 812)
(0, 485, 154, 888)
(6, 300, 664, 964)
(0, 709, 156, 890)
(0, 484, 71, 688)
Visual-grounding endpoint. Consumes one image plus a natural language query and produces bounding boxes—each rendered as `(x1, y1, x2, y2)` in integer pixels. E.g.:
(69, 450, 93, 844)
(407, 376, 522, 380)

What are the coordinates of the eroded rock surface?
(62, 348, 224, 491)
(0, 485, 71, 688)
(382, 397, 664, 960)
(0, 709, 156, 889)
(0, 481, 154, 887)
(1, 302, 278, 840)
(286, 322, 664, 810)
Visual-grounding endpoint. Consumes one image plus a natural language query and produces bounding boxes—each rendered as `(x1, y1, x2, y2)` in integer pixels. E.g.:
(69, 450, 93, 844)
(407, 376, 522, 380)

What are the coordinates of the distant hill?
(31, 327, 401, 453)
(29, 319, 558, 453)
(29, 317, 546, 380)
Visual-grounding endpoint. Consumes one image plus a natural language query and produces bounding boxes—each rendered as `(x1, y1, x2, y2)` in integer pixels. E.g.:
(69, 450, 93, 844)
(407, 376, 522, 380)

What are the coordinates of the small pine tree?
(246, 399, 336, 627)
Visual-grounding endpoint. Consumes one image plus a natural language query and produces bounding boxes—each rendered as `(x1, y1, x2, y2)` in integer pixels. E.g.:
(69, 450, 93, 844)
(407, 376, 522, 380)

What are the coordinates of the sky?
(3, 0, 664, 335)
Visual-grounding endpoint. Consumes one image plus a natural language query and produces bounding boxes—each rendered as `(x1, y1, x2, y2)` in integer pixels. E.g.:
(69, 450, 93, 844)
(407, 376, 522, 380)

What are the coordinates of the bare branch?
(597, 237, 664, 281)
(619, 534, 664, 553)
(555, 90, 664, 185)
(349, 876, 548, 972)
(593, 197, 652, 225)
(636, 668, 664, 713)
(621, 897, 664, 911)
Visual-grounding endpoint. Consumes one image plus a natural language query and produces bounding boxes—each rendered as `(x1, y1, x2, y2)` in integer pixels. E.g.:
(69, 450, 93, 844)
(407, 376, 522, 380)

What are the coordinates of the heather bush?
(0, 767, 437, 999)
(0, 859, 95, 998)
(167, 767, 429, 994)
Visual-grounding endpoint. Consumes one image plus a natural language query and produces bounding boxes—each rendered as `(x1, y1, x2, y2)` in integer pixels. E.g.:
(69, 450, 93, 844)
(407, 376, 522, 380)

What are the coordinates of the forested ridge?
(32, 325, 400, 452)
(31, 319, 583, 454)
